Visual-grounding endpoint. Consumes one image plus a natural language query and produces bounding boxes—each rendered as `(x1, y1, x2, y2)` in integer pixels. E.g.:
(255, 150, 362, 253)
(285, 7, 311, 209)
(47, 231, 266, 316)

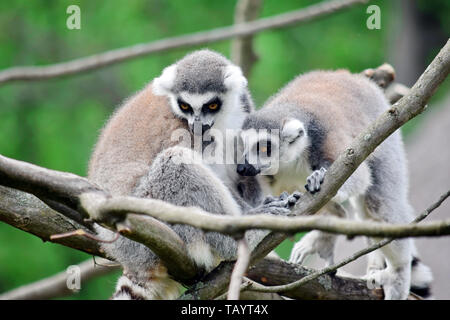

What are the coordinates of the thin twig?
(227, 238, 251, 300)
(50, 228, 120, 243)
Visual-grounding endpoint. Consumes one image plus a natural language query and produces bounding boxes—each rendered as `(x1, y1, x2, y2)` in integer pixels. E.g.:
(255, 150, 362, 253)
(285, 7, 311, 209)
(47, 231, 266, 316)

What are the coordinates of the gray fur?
(171, 50, 229, 94)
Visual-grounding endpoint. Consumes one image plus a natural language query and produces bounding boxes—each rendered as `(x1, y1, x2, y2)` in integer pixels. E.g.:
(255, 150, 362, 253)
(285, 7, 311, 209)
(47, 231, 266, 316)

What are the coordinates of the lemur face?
(238, 128, 280, 176)
(238, 118, 308, 176)
(171, 91, 224, 135)
(152, 50, 247, 137)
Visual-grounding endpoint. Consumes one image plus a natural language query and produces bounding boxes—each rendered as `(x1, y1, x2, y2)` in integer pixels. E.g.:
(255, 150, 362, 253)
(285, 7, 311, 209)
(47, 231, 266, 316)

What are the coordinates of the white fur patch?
(114, 274, 181, 300)
(187, 241, 217, 272)
(281, 118, 305, 143)
(153, 64, 177, 96)
(223, 65, 247, 91)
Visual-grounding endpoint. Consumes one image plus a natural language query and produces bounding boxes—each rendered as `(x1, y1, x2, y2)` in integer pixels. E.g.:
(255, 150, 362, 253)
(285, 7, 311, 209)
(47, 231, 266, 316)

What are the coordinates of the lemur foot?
(305, 167, 327, 194)
(256, 191, 301, 216)
(289, 230, 336, 266)
(363, 267, 410, 300)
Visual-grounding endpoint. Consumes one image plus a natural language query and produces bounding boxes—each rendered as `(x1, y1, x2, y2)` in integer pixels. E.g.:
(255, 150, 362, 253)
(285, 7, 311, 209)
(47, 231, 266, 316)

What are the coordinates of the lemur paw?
(305, 167, 327, 194)
(363, 267, 410, 300)
(289, 230, 335, 265)
(260, 191, 301, 216)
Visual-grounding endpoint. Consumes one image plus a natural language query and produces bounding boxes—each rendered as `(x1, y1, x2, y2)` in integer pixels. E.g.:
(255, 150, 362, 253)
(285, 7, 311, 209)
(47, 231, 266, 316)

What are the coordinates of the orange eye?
(208, 103, 218, 110)
(180, 104, 189, 111)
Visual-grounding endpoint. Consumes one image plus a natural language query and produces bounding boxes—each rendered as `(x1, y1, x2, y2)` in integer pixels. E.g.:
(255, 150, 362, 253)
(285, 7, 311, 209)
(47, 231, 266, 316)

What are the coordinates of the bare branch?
(231, 0, 263, 76)
(0, 0, 367, 85)
(0, 160, 198, 282)
(79, 191, 450, 238)
(0, 258, 119, 300)
(0, 186, 104, 257)
(227, 238, 251, 300)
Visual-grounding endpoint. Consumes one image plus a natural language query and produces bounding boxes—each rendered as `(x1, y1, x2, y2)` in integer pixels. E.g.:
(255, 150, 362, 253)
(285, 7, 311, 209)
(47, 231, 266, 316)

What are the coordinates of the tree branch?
(231, 0, 263, 77)
(0, 158, 198, 282)
(0, 0, 367, 85)
(0, 186, 104, 257)
(0, 258, 119, 300)
(227, 238, 251, 300)
(246, 258, 383, 300)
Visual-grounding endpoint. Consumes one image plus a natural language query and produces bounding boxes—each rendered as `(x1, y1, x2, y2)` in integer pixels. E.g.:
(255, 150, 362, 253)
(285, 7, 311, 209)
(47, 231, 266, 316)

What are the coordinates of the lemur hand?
(305, 167, 327, 194)
(247, 191, 301, 216)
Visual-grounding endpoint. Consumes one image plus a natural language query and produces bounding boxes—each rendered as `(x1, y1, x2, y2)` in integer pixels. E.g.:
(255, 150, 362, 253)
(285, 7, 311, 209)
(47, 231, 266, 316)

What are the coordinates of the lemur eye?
(177, 99, 192, 112)
(257, 141, 272, 157)
(202, 98, 221, 113)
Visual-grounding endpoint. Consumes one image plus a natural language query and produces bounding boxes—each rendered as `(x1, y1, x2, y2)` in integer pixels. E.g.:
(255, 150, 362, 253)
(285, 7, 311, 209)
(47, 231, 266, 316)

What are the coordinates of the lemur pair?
(89, 50, 432, 300)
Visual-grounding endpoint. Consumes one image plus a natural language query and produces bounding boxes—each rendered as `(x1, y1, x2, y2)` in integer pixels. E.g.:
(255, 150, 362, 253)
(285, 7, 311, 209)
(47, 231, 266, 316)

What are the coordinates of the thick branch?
(0, 159, 197, 282)
(0, 186, 104, 257)
(0, 0, 366, 85)
(246, 258, 383, 300)
(78, 192, 450, 238)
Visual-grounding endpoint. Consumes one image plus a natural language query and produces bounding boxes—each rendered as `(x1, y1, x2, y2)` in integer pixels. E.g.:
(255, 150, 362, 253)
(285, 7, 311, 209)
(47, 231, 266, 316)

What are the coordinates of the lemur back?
(88, 82, 187, 196)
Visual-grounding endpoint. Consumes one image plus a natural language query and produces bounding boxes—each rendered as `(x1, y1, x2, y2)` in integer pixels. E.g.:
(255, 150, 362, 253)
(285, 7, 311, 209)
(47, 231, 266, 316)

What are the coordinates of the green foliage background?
(0, 0, 447, 299)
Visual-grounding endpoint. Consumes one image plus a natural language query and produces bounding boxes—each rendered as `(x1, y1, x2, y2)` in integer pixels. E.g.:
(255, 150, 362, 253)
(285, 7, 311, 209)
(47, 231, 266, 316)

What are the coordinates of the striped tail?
(410, 256, 433, 299)
(112, 271, 181, 300)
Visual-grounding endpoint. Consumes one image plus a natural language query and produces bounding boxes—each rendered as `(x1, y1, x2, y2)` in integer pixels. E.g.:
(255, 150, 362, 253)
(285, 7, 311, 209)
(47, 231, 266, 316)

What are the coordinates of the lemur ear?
(152, 64, 177, 96)
(223, 65, 247, 91)
(281, 118, 305, 143)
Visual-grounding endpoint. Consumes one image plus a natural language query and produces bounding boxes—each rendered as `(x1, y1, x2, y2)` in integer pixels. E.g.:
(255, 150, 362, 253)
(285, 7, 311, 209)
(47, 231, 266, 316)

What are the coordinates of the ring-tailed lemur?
(237, 70, 433, 299)
(88, 50, 299, 300)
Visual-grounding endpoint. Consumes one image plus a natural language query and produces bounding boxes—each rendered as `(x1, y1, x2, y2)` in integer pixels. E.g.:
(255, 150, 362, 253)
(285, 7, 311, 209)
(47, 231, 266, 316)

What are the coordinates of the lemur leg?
(365, 238, 387, 276)
(95, 225, 181, 300)
(361, 192, 413, 300)
(291, 162, 371, 267)
(289, 202, 346, 267)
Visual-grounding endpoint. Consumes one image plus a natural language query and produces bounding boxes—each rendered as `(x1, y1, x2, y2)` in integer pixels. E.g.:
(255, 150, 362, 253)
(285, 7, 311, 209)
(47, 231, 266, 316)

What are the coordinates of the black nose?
(236, 163, 261, 176)
(237, 164, 246, 175)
